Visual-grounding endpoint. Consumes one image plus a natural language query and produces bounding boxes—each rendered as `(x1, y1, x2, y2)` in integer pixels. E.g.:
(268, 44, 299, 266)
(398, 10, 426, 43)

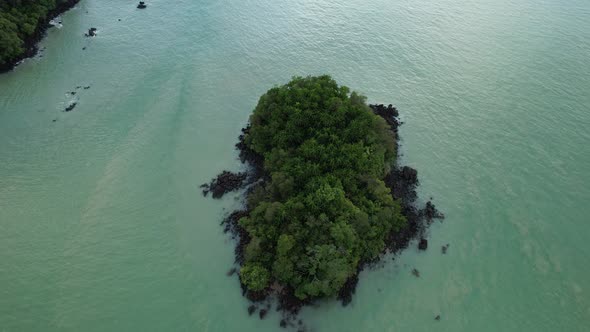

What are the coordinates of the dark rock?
(245, 289, 267, 302)
(85, 27, 97, 37)
(385, 166, 419, 203)
(411, 268, 420, 277)
(83, 86, 91, 89)
(337, 272, 359, 306)
(64, 102, 77, 112)
(137, 1, 147, 9)
(226, 267, 237, 276)
(279, 319, 287, 328)
(276, 287, 307, 317)
(52, 119, 57, 122)
(202, 171, 248, 199)
(70, 91, 76, 95)
(259, 309, 267, 319)
(247, 305, 256, 316)
(435, 315, 441, 321)
(442, 244, 449, 254)
(418, 238, 428, 250)
(82, 47, 86, 50)
(424, 201, 444, 220)
(369, 104, 400, 132)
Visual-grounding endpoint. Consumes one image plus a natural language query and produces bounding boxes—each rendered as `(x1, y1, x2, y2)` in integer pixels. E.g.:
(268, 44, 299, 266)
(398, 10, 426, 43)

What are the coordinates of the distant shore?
(0, 0, 80, 74)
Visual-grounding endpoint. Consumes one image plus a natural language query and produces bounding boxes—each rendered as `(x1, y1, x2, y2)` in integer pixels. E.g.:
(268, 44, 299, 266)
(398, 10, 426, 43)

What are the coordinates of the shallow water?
(1, 0, 589, 331)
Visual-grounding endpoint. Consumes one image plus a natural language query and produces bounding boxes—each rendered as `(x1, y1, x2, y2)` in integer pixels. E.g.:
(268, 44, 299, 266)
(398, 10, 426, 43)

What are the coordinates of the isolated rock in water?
(85, 27, 97, 37)
(83, 86, 91, 89)
(258, 309, 268, 319)
(247, 305, 256, 316)
(64, 102, 77, 112)
(137, 1, 147, 9)
(435, 315, 441, 321)
(442, 244, 449, 254)
(418, 238, 428, 250)
(411, 268, 420, 277)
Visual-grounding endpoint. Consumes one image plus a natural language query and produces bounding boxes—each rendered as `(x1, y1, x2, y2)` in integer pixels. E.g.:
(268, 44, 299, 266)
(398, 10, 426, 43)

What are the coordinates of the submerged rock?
(424, 201, 444, 220)
(137, 1, 147, 9)
(201, 171, 248, 199)
(442, 243, 449, 254)
(64, 102, 77, 112)
(411, 268, 420, 277)
(85, 27, 97, 37)
(418, 238, 428, 250)
(247, 305, 256, 316)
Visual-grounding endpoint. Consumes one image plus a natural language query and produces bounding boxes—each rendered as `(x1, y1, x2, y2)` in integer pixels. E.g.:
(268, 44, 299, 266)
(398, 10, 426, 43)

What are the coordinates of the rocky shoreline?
(204, 104, 444, 328)
(0, 0, 80, 74)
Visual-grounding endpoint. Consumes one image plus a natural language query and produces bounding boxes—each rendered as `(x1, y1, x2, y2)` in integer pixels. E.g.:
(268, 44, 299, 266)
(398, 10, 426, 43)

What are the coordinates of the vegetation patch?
(204, 75, 443, 327)
(0, 0, 80, 72)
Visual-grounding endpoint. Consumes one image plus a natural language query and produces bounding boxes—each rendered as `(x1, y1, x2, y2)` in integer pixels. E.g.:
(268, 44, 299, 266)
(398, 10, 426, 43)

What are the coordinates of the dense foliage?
(0, 0, 73, 66)
(239, 76, 406, 299)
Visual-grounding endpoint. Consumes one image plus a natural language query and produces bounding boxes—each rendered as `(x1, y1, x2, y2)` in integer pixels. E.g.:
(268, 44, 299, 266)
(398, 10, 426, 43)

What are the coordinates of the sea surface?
(1, 0, 589, 331)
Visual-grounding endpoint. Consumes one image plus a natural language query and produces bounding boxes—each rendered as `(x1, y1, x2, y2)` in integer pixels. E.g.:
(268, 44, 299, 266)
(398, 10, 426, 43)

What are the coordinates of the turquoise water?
(1, 0, 589, 331)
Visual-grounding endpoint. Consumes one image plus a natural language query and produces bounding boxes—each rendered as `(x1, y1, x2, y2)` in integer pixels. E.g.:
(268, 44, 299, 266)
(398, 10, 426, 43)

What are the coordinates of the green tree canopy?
(0, 0, 74, 66)
(239, 75, 405, 299)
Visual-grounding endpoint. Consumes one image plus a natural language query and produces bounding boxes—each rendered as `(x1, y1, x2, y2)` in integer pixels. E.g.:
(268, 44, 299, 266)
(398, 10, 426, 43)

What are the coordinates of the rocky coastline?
(0, 0, 80, 74)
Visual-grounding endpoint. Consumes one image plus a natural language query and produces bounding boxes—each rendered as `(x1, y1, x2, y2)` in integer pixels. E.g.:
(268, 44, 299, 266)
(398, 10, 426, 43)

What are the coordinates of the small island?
(0, 0, 80, 73)
(203, 75, 443, 326)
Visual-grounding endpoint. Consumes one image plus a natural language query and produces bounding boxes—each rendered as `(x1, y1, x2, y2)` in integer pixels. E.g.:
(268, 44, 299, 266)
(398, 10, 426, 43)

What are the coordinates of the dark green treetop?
(239, 75, 405, 299)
